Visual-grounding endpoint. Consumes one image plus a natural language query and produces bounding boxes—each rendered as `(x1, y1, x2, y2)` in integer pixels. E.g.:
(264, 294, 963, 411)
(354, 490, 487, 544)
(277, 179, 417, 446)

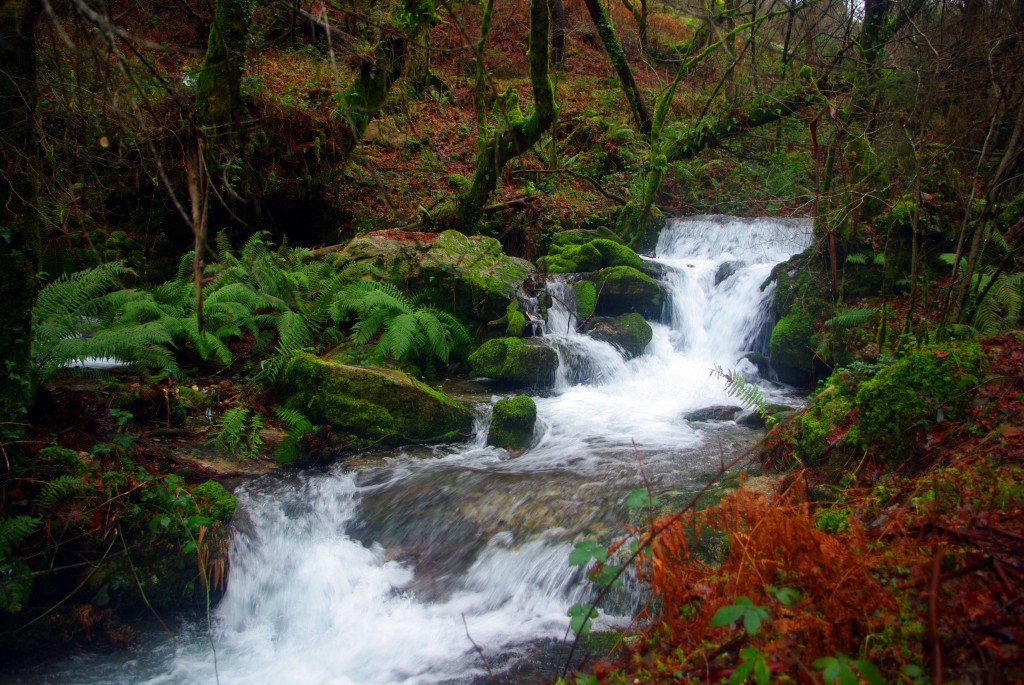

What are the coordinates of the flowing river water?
(14, 216, 811, 685)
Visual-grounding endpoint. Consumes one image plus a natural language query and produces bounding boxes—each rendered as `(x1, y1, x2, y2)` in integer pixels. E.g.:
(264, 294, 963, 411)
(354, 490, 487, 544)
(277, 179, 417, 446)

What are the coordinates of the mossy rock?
(585, 313, 652, 359)
(574, 280, 597, 320)
(539, 237, 644, 274)
(338, 229, 533, 325)
(505, 300, 527, 337)
(769, 311, 815, 386)
(468, 338, 558, 388)
(37, 446, 89, 476)
(539, 242, 602, 273)
(192, 480, 237, 523)
(591, 239, 644, 269)
(550, 228, 622, 249)
(588, 266, 666, 319)
(487, 395, 537, 450)
(278, 354, 475, 449)
(852, 345, 985, 455)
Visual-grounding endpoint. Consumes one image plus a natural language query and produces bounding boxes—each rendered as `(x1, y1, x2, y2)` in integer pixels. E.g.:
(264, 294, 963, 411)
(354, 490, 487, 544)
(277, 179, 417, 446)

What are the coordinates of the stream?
(13, 216, 811, 685)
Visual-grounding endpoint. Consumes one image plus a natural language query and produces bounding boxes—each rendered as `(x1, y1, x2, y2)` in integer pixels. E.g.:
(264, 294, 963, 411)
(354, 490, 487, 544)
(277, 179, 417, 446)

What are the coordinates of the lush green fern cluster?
(336, 281, 472, 368)
(31, 233, 472, 389)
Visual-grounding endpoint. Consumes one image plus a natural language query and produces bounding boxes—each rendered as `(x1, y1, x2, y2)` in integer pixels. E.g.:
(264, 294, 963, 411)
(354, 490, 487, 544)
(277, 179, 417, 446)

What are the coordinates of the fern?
(0, 516, 40, 614)
(0, 516, 38, 557)
(826, 307, 877, 329)
(32, 265, 180, 384)
(34, 475, 90, 509)
(711, 365, 775, 426)
(337, 282, 471, 366)
(274, 406, 315, 434)
(211, 407, 264, 459)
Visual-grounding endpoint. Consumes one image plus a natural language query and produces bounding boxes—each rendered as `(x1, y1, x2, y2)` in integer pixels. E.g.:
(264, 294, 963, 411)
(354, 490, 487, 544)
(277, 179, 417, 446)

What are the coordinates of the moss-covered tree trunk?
(457, 0, 556, 232)
(335, 0, 436, 158)
(196, 0, 252, 133)
(0, 0, 41, 429)
(582, 0, 651, 135)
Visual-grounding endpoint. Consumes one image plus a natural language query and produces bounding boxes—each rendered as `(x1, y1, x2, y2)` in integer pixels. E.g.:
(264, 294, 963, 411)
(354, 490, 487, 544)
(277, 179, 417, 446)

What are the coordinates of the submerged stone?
(468, 337, 558, 388)
(278, 354, 475, 448)
(487, 395, 537, 451)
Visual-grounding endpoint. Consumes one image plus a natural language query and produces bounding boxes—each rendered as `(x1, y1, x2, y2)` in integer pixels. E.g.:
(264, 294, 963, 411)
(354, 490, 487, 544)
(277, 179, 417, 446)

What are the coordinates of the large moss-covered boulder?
(769, 311, 816, 386)
(487, 395, 537, 450)
(588, 266, 666, 319)
(338, 229, 533, 324)
(468, 337, 558, 388)
(539, 233, 645, 274)
(278, 355, 474, 447)
(585, 313, 652, 359)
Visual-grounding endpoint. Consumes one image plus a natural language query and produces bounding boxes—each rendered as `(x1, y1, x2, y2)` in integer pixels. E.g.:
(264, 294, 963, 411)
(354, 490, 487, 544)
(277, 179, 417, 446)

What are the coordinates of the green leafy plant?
(711, 365, 775, 426)
(728, 647, 771, 685)
(710, 596, 770, 635)
(32, 262, 177, 386)
(335, 281, 471, 368)
(813, 654, 884, 685)
(211, 407, 265, 459)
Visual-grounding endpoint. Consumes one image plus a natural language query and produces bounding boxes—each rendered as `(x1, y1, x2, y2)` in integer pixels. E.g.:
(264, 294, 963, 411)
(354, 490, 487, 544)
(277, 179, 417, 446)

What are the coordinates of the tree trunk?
(335, 0, 436, 158)
(549, 0, 566, 67)
(0, 0, 41, 429)
(196, 0, 253, 134)
(457, 0, 556, 232)
(582, 0, 651, 135)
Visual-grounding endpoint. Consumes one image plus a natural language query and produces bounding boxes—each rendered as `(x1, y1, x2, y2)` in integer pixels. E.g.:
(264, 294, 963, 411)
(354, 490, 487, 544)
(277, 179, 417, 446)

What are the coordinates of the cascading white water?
(15, 216, 810, 685)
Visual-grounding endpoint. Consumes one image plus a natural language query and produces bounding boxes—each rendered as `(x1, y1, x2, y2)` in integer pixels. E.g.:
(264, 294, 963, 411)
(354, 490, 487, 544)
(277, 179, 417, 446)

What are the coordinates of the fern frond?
(212, 407, 249, 453)
(826, 307, 877, 329)
(273, 406, 315, 434)
(711, 365, 774, 426)
(34, 475, 90, 509)
(0, 516, 39, 556)
(376, 313, 424, 362)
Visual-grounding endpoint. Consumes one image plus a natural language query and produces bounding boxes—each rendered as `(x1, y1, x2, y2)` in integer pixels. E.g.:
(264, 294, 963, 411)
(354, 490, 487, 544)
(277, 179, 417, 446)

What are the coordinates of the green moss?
(38, 446, 88, 475)
(769, 311, 815, 386)
(487, 395, 537, 450)
(591, 239, 644, 269)
(192, 480, 237, 523)
(278, 355, 474, 448)
(550, 228, 622, 249)
(574, 280, 597, 319)
(852, 345, 985, 455)
(467, 337, 558, 387)
(505, 300, 527, 336)
(540, 242, 602, 273)
(590, 266, 665, 319)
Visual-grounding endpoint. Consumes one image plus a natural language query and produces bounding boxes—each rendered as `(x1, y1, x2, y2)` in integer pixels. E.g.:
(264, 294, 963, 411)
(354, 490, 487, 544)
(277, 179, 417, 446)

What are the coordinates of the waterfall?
(17, 217, 811, 685)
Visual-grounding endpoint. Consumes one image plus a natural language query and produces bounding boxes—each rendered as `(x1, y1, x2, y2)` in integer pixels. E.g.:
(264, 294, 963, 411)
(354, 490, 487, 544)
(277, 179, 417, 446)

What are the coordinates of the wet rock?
(487, 395, 537, 451)
(278, 354, 475, 448)
(684, 405, 743, 422)
(587, 266, 666, 320)
(714, 260, 746, 286)
(769, 311, 815, 386)
(468, 337, 558, 388)
(736, 403, 798, 428)
(585, 313, 653, 359)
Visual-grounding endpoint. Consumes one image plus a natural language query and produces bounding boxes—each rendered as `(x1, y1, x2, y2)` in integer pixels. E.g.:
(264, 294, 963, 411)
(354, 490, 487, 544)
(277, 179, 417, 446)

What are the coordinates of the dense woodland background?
(1, 0, 1023, 681)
